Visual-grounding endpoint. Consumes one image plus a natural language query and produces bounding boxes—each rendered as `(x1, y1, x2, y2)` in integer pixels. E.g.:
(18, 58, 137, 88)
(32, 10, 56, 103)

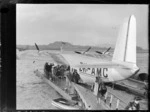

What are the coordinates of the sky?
(17, 4, 148, 49)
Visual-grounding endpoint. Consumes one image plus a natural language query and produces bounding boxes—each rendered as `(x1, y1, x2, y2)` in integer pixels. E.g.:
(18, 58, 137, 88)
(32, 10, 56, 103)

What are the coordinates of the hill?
(17, 41, 148, 53)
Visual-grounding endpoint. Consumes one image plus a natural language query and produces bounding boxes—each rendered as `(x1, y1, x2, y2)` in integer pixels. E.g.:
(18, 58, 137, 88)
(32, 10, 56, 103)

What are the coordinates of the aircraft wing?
(74, 63, 120, 68)
(95, 47, 111, 55)
(60, 53, 130, 69)
(75, 47, 91, 55)
(47, 53, 69, 65)
(61, 53, 109, 67)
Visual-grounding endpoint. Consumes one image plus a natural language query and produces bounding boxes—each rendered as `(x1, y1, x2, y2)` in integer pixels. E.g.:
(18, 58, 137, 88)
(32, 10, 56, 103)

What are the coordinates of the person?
(100, 84, 107, 97)
(96, 77, 103, 98)
(125, 97, 141, 110)
(144, 80, 148, 90)
(53, 65, 57, 76)
(72, 69, 80, 84)
(66, 65, 70, 71)
(59, 65, 66, 78)
(47, 63, 51, 79)
(78, 101, 84, 109)
(64, 67, 72, 90)
(132, 97, 141, 110)
(43, 62, 54, 80)
(55, 65, 61, 77)
(128, 102, 135, 110)
(143, 80, 148, 96)
(48, 63, 54, 80)
(96, 79, 106, 104)
(44, 62, 49, 78)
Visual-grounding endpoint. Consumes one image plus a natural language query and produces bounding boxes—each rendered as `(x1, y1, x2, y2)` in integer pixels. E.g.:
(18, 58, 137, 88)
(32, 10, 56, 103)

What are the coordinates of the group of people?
(44, 62, 54, 79)
(44, 62, 66, 80)
(44, 62, 81, 83)
(53, 64, 68, 78)
(70, 69, 81, 84)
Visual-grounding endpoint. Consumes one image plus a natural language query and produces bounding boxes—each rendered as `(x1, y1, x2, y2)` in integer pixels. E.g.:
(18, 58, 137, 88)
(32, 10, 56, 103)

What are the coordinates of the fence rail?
(103, 88, 128, 110)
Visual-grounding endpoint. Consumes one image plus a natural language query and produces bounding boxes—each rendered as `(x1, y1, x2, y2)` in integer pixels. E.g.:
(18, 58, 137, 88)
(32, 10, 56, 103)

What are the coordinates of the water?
(17, 50, 148, 110)
(17, 53, 60, 109)
(137, 52, 149, 74)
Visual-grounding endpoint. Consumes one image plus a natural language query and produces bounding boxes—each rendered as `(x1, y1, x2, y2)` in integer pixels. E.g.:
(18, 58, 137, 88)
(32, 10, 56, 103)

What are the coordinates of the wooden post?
(116, 99, 120, 110)
(113, 83, 114, 89)
(109, 95, 113, 107)
(98, 97, 101, 104)
(91, 84, 94, 92)
(111, 82, 115, 90)
(93, 82, 99, 96)
(104, 92, 108, 103)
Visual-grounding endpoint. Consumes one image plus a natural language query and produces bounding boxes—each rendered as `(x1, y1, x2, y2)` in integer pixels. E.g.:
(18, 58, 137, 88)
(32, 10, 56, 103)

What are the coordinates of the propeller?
(74, 51, 82, 54)
(35, 43, 40, 52)
(83, 47, 91, 54)
(75, 47, 91, 55)
(95, 47, 111, 55)
(103, 47, 111, 54)
(95, 51, 103, 54)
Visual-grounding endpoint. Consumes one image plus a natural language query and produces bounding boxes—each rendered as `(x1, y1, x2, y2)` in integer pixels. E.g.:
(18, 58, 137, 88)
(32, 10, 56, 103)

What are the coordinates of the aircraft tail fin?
(112, 15, 136, 64)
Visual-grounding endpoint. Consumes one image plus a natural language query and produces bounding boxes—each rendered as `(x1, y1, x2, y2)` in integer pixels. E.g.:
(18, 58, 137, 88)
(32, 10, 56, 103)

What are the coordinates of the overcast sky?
(17, 4, 148, 49)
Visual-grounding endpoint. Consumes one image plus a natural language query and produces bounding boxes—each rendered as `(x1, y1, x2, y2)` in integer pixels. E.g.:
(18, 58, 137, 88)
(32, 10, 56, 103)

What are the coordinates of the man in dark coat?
(72, 69, 80, 84)
(44, 62, 49, 78)
(99, 84, 107, 97)
(48, 63, 54, 80)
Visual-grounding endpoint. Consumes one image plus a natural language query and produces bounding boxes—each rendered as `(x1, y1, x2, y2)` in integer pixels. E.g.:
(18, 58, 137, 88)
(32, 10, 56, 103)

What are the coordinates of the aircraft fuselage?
(70, 65, 139, 83)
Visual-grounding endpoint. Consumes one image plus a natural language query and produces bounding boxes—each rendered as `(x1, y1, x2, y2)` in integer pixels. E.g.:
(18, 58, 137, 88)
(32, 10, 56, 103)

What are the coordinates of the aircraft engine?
(131, 73, 148, 81)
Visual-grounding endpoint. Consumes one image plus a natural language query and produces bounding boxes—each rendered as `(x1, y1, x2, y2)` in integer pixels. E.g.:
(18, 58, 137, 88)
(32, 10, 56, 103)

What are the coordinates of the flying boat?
(59, 15, 139, 83)
(35, 15, 139, 84)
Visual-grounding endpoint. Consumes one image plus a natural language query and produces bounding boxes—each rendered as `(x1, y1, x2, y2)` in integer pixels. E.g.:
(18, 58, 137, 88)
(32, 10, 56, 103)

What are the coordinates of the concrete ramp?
(34, 70, 72, 101)
(73, 83, 108, 110)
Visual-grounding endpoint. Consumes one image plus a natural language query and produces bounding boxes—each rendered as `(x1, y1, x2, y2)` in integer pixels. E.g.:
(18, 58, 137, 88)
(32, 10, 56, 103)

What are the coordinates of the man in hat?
(125, 97, 141, 110)
(132, 97, 141, 110)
